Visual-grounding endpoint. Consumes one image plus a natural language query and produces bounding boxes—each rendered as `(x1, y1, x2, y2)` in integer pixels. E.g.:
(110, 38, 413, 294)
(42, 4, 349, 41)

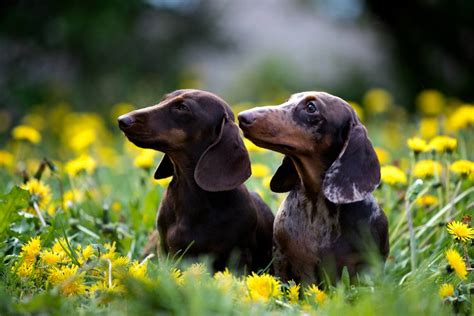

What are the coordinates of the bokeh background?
(1, 0, 473, 121)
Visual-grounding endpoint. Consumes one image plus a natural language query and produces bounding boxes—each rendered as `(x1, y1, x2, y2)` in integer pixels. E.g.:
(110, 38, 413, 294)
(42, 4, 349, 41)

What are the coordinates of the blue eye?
(306, 101, 318, 114)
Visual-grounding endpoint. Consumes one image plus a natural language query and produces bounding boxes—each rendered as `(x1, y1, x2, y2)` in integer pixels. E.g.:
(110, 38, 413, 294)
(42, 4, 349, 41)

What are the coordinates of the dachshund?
(238, 91, 389, 283)
(118, 89, 274, 272)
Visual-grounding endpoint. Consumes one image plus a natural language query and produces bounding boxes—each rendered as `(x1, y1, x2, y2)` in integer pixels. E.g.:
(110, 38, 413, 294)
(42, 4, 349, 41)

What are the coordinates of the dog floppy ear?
(270, 155, 299, 193)
(195, 117, 251, 191)
(154, 154, 174, 179)
(322, 123, 380, 204)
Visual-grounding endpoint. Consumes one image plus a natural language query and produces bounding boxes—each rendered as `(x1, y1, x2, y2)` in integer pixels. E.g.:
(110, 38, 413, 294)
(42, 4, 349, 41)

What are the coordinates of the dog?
(238, 91, 389, 283)
(118, 89, 274, 272)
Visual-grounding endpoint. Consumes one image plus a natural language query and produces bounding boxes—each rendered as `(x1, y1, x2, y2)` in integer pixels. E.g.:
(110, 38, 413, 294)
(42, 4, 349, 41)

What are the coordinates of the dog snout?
(237, 111, 257, 128)
(118, 114, 135, 130)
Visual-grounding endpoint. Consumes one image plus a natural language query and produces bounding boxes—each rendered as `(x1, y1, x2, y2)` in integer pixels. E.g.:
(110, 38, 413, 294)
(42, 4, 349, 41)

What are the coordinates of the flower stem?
(405, 198, 417, 272)
(33, 201, 47, 227)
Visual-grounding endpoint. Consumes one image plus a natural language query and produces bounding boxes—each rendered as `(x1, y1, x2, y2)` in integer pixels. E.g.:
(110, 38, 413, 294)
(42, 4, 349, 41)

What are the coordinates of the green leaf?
(0, 186, 29, 234)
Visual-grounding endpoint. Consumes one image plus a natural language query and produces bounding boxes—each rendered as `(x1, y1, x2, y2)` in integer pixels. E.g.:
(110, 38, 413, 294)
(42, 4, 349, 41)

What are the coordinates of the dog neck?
(290, 155, 326, 200)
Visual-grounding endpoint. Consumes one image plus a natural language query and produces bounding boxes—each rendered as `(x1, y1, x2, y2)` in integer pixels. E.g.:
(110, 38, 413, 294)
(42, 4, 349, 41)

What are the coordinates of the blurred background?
(1, 0, 473, 124)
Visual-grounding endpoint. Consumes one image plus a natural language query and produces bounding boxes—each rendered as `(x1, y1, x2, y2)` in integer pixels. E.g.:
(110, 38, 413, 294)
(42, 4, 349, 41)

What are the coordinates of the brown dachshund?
(238, 91, 389, 283)
(118, 89, 274, 272)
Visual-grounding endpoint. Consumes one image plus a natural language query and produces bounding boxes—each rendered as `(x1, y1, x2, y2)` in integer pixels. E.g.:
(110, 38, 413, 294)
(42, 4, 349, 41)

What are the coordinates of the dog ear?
(322, 123, 380, 204)
(270, 155, 299, 193)
(154, 154, 174, 179)
(195, 117, 251, 191)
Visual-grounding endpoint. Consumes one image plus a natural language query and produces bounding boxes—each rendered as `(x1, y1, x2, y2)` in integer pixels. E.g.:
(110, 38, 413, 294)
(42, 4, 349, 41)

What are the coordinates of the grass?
(0, 91, 473, 315)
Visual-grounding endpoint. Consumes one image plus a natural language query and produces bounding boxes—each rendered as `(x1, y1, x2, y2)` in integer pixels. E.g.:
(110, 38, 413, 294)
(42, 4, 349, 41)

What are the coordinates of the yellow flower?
(214, 268, 236, 292)
(70, 129, 97, 152)
(129, 260, 148, 280)
(381, 165, 407, 186)
(20, 236, 41, 263)
(445, 248, 467, 280)
(112, 256, 130, 267)
(416, 90, 445, 116)
(16, 262, 34, 278)
(61, 112, 110, 153)
(413, 160, 442, 178)
(348, 101, 364, 121)
(374, 147, 391, 165)
(427, 136, 457, 153)
(48, 265, 87, 296)
(183, 263, 208, 280)
(407, 137, 428, 154)
(363, 88, 392, 114)
(246, 272, 282, 302)
(64, 155, 97, 177)
(11, 125, 41, 144)
(153, 177, 172, 187)
(90, 279, 125, 296)
(41, 250, 62, 266)
(244, 138, 266, 153)
(305, 284, 327, 304)
(446, 104, 474, 132)
(0, 150, 14, 168)
(447, 221, 474, 243)
(287, 283, 300, 304)
(252, 163, 271, 178)
(63, 189, 84, 209)
(101, 242, 117, 261)
(171, 268, 184, 285)
(133, 150, 156, 169)
(439, 283, 454, 299)
(21, 179, 52, 211)
(419, 118, 438, 140)
(79, 244, 95, 264)
(415, 194, 438, 207)
(450, 160, 474, 177)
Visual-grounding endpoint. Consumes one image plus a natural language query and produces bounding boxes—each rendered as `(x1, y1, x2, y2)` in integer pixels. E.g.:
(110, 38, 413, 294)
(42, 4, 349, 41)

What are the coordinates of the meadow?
(0, 89, 473, 315)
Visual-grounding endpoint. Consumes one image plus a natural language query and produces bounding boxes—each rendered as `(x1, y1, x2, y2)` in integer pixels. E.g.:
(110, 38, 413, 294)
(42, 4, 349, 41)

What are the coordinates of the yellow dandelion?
(252, 163, 271, 178)
(407, 137, 428, 154)
(445, 248, 467, 280)
(171, 268, 184, 285)
(129, 260, 148, 280)
(374, 147, 391, 165)
(101, 242, 117, 261)
(52, 238, 72, 263)
(15, 262, 34, 278)
(63, 189, 84, 209)
(244, 138, 266, 153)
(305, 284, 327, 304)
(21, 179, 52, 211)
(419, 118, 439, 140)
(79, 244, 95, 264)
(246, 272, 282, 302)
(447, 221, 474, 243)
(214, 268, 236, 292)
(413, 160, 442, 178)
(0, 150, 14, 168)
(183, 263, 208, 280)
(415, 194, 438, 207)
(20, 236, 41, 263)
(363, 88, 392, 114)
(40, 250, 62, 266)
(287, 283, 300, 304)
(427, 136, 457, 153)
(90, 279, 125, 296)
(133, 150, 156, 169)
(70, 128, 97, 153)
(11, 125, 41, 144)
(381, 165, 407, 186)
(450, 160, 474, 177)
(47, 265, 87, 296)
(446, 104, 474, 132)
(439, 283, 454, 299)
(416, 90, 445, 116)
(64, 155, 97, 177)
(112, 256, 130, 267)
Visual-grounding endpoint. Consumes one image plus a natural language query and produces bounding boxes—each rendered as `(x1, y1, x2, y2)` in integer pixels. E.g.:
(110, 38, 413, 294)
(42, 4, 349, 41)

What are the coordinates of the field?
(0, 89, 473, 315)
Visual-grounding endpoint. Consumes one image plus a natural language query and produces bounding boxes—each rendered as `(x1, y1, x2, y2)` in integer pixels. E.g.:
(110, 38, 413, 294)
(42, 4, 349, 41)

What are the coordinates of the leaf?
(0, 186, 29, 234)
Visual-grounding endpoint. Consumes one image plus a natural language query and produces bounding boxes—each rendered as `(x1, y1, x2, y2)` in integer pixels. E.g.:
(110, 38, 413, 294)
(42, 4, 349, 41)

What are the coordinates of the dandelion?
(305, 284, 327, 304)
(20, 236, 41, 263)
(0, 150, 14, 168)
(214, 268, 236, 292)
(40, 250, 62, 266)
(133, 150, 156, 169)
(70, 129, 97, 152)
(252, 163, 271, 178)
(374, 147, 391, 165)
(244, 138, 266, 153)
(407, 137, 428, 154)
(415, 194, 438, 207)
(445, 249, 467, 280)
(416, 90, 445, 116)
(64, 155, 97, 177)
(171, 268, 184, 285)
(447, 221, 474, 243)
(78, 244, 95, 264)
(381, 165, 407, 186)
(63, 189, 84, 209)
(21, 179, 52, 211)
(413, 160, 442, 178)
(128, 260, 148, 280)
(112, 256, 131, 267)
(183, 263, 207, 280)
(11, 125, 41, 144)
(363, 88, 392, 114)
(48, 265, 87, 296)
(446, 104, 474, 132)
(419, 118, 438, 140)
(438, 283, 454, 299)
(16, 262, 34, 278)
(427, 136, 457, 153)
(287, 283, 300, 304)
(90, 279, 125, 296)
(450, 160, 473, 177)
(101, 242, 117, 261)
(246, 272, 282, 302)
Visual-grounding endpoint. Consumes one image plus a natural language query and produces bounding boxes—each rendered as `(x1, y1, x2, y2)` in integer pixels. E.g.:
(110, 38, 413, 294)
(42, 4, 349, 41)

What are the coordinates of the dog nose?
(238, 112, 256, 127)
(118, 114, 135, 130)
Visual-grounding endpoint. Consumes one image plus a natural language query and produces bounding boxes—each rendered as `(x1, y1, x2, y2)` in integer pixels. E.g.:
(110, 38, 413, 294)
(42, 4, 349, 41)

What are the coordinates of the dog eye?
(175, 103, 190, 112)
(306, 101, 318, 114)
